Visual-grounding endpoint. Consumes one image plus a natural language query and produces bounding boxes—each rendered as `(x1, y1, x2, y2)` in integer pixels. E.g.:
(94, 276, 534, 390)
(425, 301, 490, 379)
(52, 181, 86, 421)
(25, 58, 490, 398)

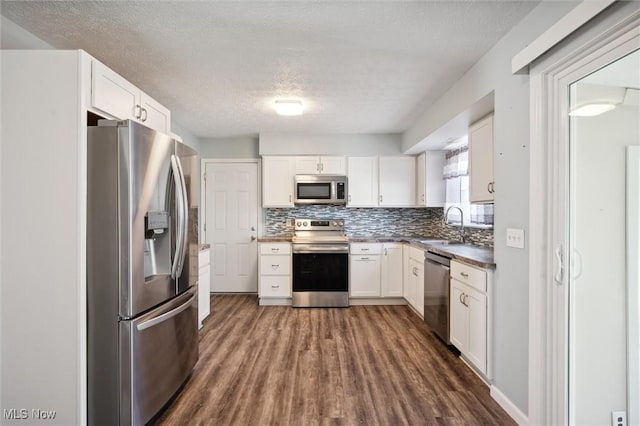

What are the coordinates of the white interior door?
(204, 162, 259, 292)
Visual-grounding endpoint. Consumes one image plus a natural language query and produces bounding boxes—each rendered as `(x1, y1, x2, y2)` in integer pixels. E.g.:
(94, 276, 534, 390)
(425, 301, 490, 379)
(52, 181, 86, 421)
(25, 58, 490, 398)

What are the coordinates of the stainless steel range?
(291, 219, 349, 307)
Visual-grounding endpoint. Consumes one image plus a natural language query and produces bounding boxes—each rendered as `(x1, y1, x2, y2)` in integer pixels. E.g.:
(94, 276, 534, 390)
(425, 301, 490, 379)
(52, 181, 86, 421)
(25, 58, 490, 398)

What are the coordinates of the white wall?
(259, 133, 402, 156)
(401, 1, 580, 415)
(200, 136, 259, 159)
(171, 120, 201, 153)
(572, 103, 638, 424)
(0, 16, 53, 49)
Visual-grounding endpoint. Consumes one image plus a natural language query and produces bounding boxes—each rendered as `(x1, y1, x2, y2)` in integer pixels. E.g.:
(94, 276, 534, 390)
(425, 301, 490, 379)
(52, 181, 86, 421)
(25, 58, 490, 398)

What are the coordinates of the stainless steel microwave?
(294, 175, 348, 205)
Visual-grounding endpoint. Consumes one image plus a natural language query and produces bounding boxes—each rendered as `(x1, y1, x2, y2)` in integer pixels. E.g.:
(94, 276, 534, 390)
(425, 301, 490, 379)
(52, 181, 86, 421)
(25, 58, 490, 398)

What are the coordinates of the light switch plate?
(506, 228, 525, 249)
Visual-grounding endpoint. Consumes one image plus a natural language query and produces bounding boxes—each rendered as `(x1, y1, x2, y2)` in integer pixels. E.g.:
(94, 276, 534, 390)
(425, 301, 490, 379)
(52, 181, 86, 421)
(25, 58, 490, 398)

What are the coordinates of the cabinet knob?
(251, 236, 256, 241)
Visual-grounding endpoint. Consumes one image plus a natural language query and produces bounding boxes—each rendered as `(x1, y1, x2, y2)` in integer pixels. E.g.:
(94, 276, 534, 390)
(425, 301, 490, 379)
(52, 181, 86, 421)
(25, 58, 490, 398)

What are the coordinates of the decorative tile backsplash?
(265, 205, 494, 248)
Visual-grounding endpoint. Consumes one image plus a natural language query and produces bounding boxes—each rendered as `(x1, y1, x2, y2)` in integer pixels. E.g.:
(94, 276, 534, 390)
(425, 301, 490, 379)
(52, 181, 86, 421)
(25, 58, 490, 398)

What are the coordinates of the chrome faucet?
(443, 206, 466, 243)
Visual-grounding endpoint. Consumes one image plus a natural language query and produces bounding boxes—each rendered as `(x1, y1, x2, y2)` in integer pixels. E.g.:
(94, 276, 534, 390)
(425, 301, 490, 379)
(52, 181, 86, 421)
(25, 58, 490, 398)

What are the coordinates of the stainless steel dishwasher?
(424, 251, 452, 343)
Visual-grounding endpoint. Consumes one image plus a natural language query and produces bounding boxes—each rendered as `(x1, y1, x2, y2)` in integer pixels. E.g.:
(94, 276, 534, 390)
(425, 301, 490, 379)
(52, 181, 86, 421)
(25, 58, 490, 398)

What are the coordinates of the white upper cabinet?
(416, 152, 446, 207)
(468, 114, 494, 203)
(347, 157, 379, 207)
(378, 156, 416, 207)
(91, 59, 171, 134)
(295, 156, 346, 175)
(262, 157, 297, 207)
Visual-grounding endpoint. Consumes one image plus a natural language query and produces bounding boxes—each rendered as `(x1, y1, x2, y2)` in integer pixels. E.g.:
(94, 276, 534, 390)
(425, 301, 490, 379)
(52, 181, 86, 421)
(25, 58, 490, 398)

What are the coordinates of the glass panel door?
(568, 49, 639, 425)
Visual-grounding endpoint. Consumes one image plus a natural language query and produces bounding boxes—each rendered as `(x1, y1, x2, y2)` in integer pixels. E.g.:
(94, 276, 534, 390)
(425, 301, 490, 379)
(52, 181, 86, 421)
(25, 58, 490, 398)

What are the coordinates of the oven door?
(292, 246, 348, 292)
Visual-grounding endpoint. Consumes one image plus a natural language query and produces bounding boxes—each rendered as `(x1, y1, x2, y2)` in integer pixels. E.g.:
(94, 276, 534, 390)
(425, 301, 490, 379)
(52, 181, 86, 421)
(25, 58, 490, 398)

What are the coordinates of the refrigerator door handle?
(170, 155, 185, 279)
(174, 155, 189, 278)
(136, 290, 196, 331)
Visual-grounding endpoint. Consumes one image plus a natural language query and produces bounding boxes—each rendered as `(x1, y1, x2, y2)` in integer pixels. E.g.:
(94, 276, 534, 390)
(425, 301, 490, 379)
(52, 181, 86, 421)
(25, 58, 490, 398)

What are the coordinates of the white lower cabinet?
(349, 254, 381, 297)
(198, 248, 211, 328)
(449, 259, 492, 378)
(258, 243, 291, 301)
(403, 245, 425, 315)
(349, 243, 403, 300)
(381, 243, 403, 297)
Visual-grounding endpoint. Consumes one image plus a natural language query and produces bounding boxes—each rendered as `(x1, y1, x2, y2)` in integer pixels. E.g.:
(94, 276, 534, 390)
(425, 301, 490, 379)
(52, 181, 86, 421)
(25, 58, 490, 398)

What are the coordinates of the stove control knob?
(332, 221, 338, 226)
(296, 222, 301, 227)
(338, 221, 343, 226)
(303, 221, 308, 226)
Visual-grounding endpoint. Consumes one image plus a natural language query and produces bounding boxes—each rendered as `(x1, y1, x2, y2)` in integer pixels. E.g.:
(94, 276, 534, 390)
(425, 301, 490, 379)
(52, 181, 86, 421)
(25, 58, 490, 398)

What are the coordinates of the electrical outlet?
(611, 411, 627, 426)
(506, 228, 525, 249)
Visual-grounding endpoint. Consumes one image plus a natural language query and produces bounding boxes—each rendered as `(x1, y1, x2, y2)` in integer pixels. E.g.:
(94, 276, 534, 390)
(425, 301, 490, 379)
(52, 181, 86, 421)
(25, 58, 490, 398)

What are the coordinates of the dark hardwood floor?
(154, 295, 515, 425)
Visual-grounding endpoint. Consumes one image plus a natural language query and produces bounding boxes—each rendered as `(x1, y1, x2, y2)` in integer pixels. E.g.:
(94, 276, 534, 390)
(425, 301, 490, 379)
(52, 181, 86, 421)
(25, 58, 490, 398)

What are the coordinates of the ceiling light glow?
(275, 99, 303, 116)
(569, 103, 616, 117)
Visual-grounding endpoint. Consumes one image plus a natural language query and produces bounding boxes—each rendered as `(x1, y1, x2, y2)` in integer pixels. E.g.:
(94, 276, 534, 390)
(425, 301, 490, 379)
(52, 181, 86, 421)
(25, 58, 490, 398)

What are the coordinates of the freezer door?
(120, 287, 198, 426)
(118, 121, 179, 317)
(175, 142, 199, 294)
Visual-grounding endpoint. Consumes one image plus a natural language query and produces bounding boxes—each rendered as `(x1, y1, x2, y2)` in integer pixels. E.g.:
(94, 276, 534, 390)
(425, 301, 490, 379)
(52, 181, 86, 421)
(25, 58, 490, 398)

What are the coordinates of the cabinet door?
(320, 156, 346, 174)
(425, 152, 446, 207)
(262, 157, 296, 207)
(379, 157, 416, 206)
(295, 156, 320, 174)
(415, 262, 425, 316)
(347, 157, 379, 207)
(469, 114, 494, 203)
(141, 93, 171, 134)
(381, 244, 403, 297)
(406, 259, 419, 308)
(449, 280, 468, 352)
(466, 287, 487, 374)
(349, 255, 381, 297)
(403, 245, 411, 301)
(198, 264, 211, 325)
(91, 59, 140, 121)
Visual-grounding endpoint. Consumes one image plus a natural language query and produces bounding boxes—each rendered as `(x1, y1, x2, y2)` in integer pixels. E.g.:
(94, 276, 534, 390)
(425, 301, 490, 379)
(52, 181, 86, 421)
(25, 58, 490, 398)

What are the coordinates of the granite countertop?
(348, 235, 495, 269)
(257, 235, 292, 243)
(257, 234, 495, 269)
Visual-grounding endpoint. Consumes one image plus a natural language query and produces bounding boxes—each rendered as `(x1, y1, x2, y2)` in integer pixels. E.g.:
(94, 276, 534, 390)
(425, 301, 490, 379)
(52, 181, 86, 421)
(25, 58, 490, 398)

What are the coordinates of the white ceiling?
(1, 1, 539, 140)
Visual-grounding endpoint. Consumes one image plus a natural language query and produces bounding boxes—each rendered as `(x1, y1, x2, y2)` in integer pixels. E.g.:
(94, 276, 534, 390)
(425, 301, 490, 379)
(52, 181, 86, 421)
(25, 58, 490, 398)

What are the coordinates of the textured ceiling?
(1, 1, 539, 139)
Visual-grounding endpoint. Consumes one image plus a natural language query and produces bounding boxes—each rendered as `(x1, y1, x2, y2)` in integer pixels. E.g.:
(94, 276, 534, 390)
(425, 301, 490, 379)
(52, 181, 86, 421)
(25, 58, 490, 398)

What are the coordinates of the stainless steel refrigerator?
(87, 120, 199, 426)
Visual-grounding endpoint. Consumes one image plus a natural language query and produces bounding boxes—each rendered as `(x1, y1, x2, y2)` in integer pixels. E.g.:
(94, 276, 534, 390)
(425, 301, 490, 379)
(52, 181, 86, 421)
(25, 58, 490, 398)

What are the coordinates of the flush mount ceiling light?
(569, 103, 617, 117)
(275, 99, 303, 116)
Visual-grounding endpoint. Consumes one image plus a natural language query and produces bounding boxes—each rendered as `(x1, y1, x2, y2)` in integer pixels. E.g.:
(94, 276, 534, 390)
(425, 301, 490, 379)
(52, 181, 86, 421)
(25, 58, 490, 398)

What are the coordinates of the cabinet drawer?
(260, 255, 291, 275)
(451, 260, 487, 293)
(260, 243, 291, 255)
(350, 243, 382, 255)
(198, 249, 210, 267)
(259, 276, 291, 297)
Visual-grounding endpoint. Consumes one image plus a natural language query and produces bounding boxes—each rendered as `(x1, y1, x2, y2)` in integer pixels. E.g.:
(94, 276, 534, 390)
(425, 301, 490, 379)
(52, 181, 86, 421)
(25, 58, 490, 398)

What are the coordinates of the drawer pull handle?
(361, 248, 369, 251)
(271, 248, 280, 252)
(271, 285, 279, 289)
(360, 257, 370, 261)
(271, 264, 279, 269)
(460, 272, 469, 278)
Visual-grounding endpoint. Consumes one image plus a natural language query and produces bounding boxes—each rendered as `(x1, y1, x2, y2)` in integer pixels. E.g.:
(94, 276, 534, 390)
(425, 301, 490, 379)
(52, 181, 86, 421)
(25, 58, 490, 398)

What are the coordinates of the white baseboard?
(258, 298, 291, 306)
(490, 385, 528, 426)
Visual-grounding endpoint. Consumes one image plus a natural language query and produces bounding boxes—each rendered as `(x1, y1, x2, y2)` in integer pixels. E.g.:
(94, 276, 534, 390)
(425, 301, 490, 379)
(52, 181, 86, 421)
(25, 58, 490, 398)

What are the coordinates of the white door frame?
(528, 11, 640, 426)
(200, 158, 263, 246)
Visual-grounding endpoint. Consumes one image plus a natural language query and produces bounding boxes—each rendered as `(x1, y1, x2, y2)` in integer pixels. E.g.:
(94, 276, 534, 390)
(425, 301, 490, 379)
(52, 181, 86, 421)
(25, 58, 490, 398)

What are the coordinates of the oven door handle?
(293, 245, 349, 254)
